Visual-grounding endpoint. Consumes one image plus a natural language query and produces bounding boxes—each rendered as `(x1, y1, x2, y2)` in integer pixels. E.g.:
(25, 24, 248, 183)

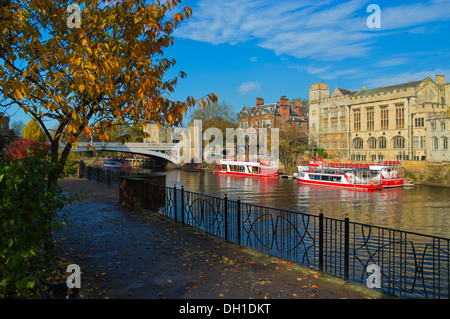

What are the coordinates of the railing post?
(237, 196, 241, 246)
(344, 213, 350, 281)
(319, 210, 324, 272)
(181, 186, 185, 225)
(173, 184, 177, 222)
(224, 194, 228, 241)
(144, 181, 149, 210)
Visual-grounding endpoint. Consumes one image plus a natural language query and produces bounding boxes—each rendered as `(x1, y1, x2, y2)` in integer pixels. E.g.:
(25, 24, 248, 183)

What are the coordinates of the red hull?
(296, 178, 382, 191)
(381, 179, 404, 188)
(217, 170, 278, 178)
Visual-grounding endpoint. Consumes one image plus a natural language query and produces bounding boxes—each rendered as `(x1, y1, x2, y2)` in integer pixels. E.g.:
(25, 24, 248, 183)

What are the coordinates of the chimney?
(436, 75, 446, 85)
(279, 95, 289, 106)
(294, 100, 302, 117)
(255, 97, 264, 110)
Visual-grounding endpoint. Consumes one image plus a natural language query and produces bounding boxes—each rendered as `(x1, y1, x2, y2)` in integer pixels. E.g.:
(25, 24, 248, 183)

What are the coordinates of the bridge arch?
(60, 142, 181, 164)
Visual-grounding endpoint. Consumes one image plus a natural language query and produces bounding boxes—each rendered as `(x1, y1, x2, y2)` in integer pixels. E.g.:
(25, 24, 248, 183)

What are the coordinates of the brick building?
(237, 96, 308, 139)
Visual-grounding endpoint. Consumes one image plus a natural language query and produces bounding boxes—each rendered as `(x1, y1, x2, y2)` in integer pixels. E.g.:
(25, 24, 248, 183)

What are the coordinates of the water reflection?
(161, 170, 450, 239)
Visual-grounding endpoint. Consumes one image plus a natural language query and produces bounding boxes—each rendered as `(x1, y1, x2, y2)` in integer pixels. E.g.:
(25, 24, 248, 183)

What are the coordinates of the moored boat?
(306, 158, 404, 188)
(368, 161, 404, 188)
(217, 159, 279, 177)
(295, 163, 382, 191)
(103, 158, 132, 170)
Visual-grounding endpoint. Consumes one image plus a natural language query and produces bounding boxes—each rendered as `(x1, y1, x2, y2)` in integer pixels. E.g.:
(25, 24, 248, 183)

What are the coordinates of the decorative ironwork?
(86, 170, 449, 299)
(146, 183, 449, 299)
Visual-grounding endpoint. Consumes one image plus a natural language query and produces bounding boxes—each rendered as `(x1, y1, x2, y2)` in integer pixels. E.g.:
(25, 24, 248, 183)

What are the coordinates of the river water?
(153, 169, 450, 239)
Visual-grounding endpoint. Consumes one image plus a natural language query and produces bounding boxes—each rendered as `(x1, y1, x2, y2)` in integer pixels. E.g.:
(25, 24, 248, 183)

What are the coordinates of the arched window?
(442, 137, 448, 150)
(353, 138, 363, 149)
(432, 137, 439, 150)
(393, 136, 405, 149)
(368, 137, 377, 149)
(378, 137, 386, 149)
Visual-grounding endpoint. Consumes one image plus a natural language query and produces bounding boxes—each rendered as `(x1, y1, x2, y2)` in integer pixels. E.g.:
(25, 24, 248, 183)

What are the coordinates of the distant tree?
(22, 119, 46, 142)
(10, 120, 25, 137)
(189, 100, 236, 124)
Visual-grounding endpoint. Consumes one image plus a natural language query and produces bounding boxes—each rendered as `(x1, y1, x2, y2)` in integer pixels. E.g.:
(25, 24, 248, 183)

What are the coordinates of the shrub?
(0, 147, 74, 298)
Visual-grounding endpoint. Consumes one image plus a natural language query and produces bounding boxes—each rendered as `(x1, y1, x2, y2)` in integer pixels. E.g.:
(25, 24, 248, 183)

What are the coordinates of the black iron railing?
(85, 167, 449, 299)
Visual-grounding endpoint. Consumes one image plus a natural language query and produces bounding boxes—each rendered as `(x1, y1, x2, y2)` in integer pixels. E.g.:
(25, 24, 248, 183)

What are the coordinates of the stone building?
(0, 115, 11, 138)
(308, 75, 450, 162)
(142, 123, 173, 143)
(237, 96, 308, 139)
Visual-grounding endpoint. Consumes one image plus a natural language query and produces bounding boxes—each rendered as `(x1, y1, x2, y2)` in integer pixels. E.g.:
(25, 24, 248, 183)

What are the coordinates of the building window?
(441, 121, 446, 131)
(420, 136, 426, 149)
(368, 137, 377, 149)
(430, 121, 436, 131)
(265, 120, 271, 128)
(415, 117, 424, 127)
(367, 108, 374, 130)
(380, 108, 389, 130)
(340, 141, 347, 149)
(331, 108, 338, 118)
(378, 137, 386, 149)
(442, 137, 448, 150)
(331, 120, 338, 133)
(339, 107, 346, 117)
(413, 136, 419, 149)
(323, 121, 329, 133)
(323, 108, 329, 118)
(340, 119, 346, 132)
(395, 105, 404, 129)
(354, 110, 361, 131)
(432, 137, 439, 150)
(393, 136, 405, 149)
(353, 138, 363, 149)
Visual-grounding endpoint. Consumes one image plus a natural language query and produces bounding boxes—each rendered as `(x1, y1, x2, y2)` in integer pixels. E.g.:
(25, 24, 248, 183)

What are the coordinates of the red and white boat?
(103, 158, 132, 170)
(294, 157, 382, 191)
(317, 160, 404, 188)
(368, 161, 404, 188)
(216, 159, 279, 177)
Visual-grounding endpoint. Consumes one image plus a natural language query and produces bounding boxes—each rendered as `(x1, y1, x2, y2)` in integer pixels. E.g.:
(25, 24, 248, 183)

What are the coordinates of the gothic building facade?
(308, 75, 450, 162)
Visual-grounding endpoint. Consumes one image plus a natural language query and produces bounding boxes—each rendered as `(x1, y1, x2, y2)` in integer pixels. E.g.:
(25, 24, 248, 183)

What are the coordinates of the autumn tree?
(0, 0, 217, 185)
(22, 118, 46, 142)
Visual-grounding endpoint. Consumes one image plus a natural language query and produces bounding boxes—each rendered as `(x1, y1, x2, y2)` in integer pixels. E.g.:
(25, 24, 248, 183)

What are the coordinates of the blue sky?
(8, 0, 450, 128)
(165, 0, 450, 124)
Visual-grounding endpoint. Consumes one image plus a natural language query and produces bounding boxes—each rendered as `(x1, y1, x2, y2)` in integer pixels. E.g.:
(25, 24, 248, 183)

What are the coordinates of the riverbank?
(53, 178, 386, 300)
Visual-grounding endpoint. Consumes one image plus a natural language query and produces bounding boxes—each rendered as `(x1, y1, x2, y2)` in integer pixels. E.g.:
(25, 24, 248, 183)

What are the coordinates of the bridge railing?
(84, 167, 450, 299)
(144, 183, 450, 299)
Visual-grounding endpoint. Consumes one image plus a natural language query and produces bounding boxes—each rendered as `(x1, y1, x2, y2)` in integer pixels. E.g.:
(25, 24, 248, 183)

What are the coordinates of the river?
(152, 169, 450, 239)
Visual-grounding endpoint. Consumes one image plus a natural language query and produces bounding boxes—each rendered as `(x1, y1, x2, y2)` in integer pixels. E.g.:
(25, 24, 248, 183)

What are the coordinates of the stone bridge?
(60, 142, 181, 164)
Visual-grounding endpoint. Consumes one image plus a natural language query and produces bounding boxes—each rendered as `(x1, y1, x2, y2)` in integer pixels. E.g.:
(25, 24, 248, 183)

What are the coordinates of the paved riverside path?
(54, 178, 386, 300)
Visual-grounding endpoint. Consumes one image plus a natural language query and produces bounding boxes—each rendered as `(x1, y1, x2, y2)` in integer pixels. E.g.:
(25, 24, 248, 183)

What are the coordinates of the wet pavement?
(54, 178, 387, 300)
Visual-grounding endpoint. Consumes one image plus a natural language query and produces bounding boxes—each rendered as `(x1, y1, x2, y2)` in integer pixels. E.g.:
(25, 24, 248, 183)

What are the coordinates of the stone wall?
(403, 161, 450, 186)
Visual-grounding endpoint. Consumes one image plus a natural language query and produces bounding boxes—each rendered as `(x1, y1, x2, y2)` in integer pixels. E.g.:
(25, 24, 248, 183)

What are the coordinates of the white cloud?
(365, 68, 450, 88)
(238, 81, 261, 94)
(175, 0, 450, 61)
(375, 57, 410, 68)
